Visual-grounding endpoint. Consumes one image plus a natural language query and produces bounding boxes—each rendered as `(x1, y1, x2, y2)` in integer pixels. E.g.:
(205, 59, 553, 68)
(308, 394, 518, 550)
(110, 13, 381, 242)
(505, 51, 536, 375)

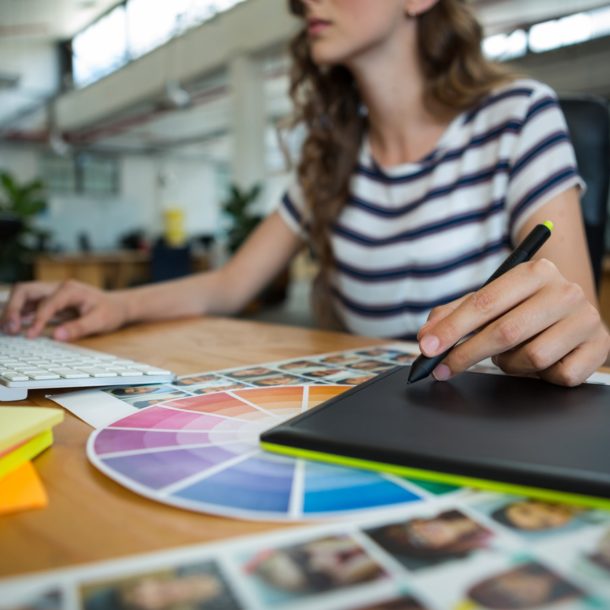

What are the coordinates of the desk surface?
(0, 318, 381, 579)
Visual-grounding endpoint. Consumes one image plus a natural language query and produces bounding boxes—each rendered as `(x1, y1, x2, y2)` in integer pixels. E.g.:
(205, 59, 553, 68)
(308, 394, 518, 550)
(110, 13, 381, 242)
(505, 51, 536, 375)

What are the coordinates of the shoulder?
(463, 79, 559, 126)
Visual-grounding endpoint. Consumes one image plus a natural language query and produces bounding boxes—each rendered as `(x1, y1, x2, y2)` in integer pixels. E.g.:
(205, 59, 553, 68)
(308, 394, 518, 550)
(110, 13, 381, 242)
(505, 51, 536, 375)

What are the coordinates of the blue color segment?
(303, 462, 420, 513)
(175, 454, 295, 514)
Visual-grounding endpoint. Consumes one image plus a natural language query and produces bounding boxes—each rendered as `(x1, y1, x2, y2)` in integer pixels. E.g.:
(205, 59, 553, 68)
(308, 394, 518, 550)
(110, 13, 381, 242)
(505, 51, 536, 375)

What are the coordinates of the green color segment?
(260, 441, 610, 511)
(542, 220, 554, 232)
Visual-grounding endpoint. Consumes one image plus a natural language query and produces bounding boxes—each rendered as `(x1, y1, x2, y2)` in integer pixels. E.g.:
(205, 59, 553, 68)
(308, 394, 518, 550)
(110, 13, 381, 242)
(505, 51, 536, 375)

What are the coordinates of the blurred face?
(404, 516, 478, 549)
(506, 501, 575, 531)
(295, 0, 409, 66)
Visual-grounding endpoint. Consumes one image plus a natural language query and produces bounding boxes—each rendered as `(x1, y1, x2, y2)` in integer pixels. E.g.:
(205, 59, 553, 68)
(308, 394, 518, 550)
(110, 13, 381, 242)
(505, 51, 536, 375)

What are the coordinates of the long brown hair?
(288, 0, 512, 328)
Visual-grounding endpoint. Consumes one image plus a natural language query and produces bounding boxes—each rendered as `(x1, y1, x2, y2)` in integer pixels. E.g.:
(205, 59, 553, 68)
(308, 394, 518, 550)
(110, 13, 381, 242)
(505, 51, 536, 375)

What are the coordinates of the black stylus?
(407, 221, 554, 384)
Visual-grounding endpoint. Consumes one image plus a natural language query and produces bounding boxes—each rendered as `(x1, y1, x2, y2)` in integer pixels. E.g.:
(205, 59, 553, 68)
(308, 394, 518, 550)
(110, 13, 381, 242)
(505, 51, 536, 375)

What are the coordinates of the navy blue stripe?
(510, 131, 569, 178)
(357, 121, 522, 186)
(334, 199, 504, 247)
(332, 284, 480, 317)
(524, 96, 558, 122)
(334, 237, 510, 282)
(356, 94, 559, 187)
(281, 193, 304, 227)
(509, 166, 579, 231)
(463, 87, 534, 124)
(349, 161, 510, 218)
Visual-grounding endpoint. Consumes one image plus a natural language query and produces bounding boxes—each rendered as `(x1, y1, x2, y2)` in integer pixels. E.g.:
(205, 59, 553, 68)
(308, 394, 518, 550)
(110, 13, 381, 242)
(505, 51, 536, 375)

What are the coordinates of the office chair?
(150, 238, 193, 282)
(0, 215, 22, 240)
(559, 96, 610, 292)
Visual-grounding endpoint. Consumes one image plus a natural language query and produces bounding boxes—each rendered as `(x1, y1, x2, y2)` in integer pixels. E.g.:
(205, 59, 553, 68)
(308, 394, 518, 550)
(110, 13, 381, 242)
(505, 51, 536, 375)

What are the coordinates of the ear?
(404, 0, 440, 18)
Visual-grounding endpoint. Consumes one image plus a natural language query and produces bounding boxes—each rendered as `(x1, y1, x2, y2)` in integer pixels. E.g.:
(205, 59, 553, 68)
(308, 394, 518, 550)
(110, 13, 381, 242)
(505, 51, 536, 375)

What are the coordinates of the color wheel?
(88, 385, 453, 521)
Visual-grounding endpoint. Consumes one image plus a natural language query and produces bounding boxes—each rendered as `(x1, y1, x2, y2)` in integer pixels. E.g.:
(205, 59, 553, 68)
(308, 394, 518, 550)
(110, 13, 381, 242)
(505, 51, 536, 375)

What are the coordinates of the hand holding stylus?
(410, 221, 610, 387)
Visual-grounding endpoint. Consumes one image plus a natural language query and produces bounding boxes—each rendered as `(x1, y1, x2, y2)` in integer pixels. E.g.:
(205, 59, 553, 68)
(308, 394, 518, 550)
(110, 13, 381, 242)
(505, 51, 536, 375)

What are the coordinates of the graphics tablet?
(260, 366, 610, 509)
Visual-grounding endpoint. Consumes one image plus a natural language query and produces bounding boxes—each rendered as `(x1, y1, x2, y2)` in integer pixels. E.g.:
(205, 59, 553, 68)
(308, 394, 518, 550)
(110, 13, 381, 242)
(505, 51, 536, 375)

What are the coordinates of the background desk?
(0, 318, 382, 579)
(34, 251, 209, 290)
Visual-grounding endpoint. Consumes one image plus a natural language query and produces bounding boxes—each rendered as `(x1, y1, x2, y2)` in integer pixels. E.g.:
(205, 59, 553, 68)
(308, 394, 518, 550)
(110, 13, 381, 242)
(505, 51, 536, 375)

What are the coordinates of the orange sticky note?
(0, 462, 48, 515)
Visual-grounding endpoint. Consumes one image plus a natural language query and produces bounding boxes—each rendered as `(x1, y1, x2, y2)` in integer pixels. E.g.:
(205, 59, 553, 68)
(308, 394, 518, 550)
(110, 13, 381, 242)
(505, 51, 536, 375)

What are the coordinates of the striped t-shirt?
(278, 79, 583, 340)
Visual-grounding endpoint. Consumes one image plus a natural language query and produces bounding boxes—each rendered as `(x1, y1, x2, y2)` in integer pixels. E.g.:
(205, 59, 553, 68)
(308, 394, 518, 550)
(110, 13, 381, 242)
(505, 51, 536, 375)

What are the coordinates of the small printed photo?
(473, 497, 596, 540)
(352, 593, 432, 610)
(348, 360, 397, 373)
(384, 353, 417, 365)
(462, 560, 585, 609)
(1, 588, 64, 610)
(365, 509, 493, 572)
(355, 348, 404, 359)
(106, 383, 174, 398)
(104, 385, 189, 409)
(79, 560, 242, 610)
(250, 373, 308, 387)
(331, 373, 375, 386)
(277, 359, 331, 374)
(192, 382, 249, 395)
(174, 374, 219, 387)
(302, 368, 349, 379)
(225, 367, 277, 380)
(318, 353, 364, 366)
(241, 534, 388, 606)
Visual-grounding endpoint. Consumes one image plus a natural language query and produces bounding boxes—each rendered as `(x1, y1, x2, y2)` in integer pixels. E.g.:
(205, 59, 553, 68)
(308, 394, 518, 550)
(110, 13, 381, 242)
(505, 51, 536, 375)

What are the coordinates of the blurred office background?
(0, 0, 609, 327)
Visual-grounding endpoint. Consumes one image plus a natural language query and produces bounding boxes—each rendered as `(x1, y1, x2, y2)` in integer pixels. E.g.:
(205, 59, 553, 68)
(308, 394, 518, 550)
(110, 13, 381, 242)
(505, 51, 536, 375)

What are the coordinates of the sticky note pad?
(0, 406, 63, 453)
(0, 462, 48, 515)
(0, 429, 54, 480)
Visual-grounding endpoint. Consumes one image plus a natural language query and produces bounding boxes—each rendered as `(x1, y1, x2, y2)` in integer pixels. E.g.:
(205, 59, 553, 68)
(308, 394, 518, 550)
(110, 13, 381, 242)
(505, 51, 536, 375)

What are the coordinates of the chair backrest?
(558, 96, 610, 291)
(150, 238, 192, 283)
(0, 215, 22, 240)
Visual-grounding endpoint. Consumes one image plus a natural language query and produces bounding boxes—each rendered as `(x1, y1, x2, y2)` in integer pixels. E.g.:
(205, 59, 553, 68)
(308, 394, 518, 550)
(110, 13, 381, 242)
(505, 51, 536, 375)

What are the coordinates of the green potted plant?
(222, 182, 290, 309)
(0, 171, 49, 283)
(222, 182, 263, 254)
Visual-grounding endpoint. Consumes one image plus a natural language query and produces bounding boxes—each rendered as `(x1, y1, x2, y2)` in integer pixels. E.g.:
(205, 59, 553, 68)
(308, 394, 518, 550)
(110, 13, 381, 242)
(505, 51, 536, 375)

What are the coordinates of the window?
(71, 0, 249, 88)
(72, 5, 128, 88)
(41, 154, 119, 196)
(78, 154, 120, 196)
(41, 156, 77, 194)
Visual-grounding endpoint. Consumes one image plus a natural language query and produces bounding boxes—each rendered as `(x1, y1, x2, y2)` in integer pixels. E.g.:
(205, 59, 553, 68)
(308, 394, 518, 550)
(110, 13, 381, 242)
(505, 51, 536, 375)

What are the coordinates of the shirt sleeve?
(506, 81, 585, 243)
(276, 177, 310, 239)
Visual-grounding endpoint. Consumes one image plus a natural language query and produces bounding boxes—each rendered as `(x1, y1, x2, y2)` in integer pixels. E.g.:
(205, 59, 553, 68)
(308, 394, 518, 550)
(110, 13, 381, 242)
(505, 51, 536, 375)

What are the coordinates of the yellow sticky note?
(0, 462, 48, 515)
(0, 406, 63, 453)
(0, 429, 54, 480)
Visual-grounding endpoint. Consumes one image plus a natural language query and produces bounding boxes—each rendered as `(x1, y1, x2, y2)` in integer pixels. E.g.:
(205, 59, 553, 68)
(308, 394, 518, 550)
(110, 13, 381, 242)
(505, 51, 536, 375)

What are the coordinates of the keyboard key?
(1, 372, 29, 381)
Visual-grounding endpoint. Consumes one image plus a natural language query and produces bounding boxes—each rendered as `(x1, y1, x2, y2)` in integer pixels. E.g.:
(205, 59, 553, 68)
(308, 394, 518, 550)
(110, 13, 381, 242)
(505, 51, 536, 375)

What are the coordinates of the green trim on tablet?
(261, 441, 610, 511)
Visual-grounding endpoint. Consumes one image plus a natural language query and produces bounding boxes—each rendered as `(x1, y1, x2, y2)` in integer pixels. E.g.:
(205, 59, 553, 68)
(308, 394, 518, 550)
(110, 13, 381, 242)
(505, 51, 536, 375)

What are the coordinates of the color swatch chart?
(88, 384, 455, 521)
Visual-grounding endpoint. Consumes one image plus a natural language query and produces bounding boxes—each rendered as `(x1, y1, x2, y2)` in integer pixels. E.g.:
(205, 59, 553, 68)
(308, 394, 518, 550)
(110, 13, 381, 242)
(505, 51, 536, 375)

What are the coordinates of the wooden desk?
(0, 318, 382, 579)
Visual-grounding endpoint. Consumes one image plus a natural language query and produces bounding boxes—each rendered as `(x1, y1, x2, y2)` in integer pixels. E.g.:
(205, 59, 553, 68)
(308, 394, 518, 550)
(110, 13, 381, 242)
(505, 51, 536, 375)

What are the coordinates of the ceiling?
(1, 0, 609, 42)
(0, 0, 120, 40)
(1, 0, 610, 158)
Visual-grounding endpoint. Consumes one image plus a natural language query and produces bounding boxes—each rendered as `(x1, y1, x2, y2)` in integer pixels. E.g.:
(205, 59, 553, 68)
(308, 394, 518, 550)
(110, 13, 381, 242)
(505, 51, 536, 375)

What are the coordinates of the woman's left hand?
(417, 258, 610, 386)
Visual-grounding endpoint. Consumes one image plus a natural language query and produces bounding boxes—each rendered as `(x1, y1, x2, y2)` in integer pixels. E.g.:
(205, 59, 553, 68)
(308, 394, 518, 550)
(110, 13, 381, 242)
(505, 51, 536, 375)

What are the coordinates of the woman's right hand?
(0, 280, 130, 341)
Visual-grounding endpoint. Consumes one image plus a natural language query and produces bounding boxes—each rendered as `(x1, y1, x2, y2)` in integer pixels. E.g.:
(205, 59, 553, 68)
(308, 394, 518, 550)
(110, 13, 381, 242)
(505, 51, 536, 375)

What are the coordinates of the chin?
(309, 41, 350, 68)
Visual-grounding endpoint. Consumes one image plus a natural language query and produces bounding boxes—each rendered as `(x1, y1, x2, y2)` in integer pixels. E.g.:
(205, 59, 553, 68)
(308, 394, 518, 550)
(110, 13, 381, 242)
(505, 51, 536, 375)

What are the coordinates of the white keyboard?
(0, 335, 174, 401)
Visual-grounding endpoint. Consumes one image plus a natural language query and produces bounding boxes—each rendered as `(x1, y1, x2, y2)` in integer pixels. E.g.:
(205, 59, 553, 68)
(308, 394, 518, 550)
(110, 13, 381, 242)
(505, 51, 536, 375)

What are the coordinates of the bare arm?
(2, 211, 304, 340)
(123, 211, 304, 322)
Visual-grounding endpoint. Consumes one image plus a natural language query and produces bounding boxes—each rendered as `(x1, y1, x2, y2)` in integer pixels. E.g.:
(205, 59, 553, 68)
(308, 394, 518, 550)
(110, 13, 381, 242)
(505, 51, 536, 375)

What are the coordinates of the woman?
(2, 0, 609, 386)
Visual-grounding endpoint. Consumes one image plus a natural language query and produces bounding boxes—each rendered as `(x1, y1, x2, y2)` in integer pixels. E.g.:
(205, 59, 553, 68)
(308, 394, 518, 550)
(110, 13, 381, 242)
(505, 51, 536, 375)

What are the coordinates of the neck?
(346, 23, 450, 166)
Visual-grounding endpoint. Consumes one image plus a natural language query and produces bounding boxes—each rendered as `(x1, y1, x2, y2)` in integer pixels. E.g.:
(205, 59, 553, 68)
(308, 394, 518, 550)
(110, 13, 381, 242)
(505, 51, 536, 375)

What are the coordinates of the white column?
(228, 54, 266, 192)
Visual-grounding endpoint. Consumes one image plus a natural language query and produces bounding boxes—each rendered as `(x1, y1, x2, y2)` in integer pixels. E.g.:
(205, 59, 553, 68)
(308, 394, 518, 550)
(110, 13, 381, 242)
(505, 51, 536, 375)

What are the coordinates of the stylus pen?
(407, 220, 554, 385)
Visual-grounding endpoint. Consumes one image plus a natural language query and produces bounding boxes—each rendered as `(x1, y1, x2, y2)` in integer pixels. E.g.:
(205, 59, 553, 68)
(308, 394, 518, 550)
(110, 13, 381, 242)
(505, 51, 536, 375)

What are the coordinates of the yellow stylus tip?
(542, 220, 554, 232)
